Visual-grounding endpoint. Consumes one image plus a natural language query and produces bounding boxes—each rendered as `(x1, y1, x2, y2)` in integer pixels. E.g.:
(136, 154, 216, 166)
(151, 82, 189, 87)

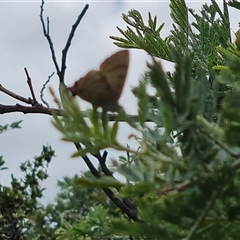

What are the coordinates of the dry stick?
(74, 143, 138, 220)
(0, 84, 34, 105)
(24, 68, 38, 105)
(0, 82, 62, 115)
(40, 0, 89, 83)
(0, 99, 145, 123)
(40, 0, 60, 76)
(92, 151, 137, 211)
(184, 185, 222, 240)
(60, 4, 89, 83)
(40, 72, 55, 108)
(198, 127, 240, 159)
(92, 151, 112, 177)
(0, 103, 62, 115)
(103, 188, 138, 221)
(0, 82, 149, 122)
(157, 178, 198, 196)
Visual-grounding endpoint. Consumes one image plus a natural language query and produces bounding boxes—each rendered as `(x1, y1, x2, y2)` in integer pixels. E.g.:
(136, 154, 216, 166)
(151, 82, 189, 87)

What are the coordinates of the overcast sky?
(1, 1, 239, 205)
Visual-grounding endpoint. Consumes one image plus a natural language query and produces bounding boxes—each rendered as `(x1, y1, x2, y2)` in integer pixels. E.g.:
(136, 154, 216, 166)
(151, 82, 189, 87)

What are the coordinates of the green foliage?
(0, 121, 22, 172)
(0, 145, 54, 240)
(24, 171, 121, 240)
(0, 156, 8, 171)
(228, 0, 240, 10)
(56, 205, 112, 240)
(214, 41, 240, 147)
(51, 1, 240, 239)
(0, 120, 22, 133)
(110, 0, 230, 71)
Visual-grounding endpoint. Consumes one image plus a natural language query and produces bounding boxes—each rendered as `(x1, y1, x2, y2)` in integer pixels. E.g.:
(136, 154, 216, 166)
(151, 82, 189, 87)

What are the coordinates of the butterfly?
(68, 50, 129, 112)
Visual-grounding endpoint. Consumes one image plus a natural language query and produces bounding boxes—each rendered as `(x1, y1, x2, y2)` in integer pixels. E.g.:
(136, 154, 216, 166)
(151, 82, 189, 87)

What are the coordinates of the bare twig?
(93, 151, 113, 177)
(74, 143, 138, 220)
(92, 150, 137, 211)
(103, 188, 138, 221)
(60, 4, 89, 83)
(0, 89, 145, 121)
(198, 127, 240, 159)
(24, 68, 38, 105)
(184, 187, 221, 240)
(157, 179, 198, 196)
(74, 143, 101, 178)
(40, 0, 89, 83)
(0, 84, 34, 105)
(40, 72, 55, 107)
(40, 0, 60, 76)
(232, 158, 240, 170)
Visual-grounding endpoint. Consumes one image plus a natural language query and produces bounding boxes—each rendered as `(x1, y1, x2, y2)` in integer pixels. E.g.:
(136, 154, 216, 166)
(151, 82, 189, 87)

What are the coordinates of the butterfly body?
(68, 50, 129, 111)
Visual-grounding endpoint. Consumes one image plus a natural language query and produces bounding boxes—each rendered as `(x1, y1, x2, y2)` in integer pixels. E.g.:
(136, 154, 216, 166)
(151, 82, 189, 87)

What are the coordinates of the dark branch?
(92, 151, 113, 177)
(74, 143, 138, 221)
(0, 84, 34, 105)
(103, 188, 138, 221)
(24, 68, 38, 105)
(40, 72, 55, 108)
(0, 104, 62, 116)
(0, 83, 147, 120)
(157, 179, 198, 196)
(60, 4, 89, 83)
(40, 1, 89, 84)
(74, 143, 101, 178)
(198, 127, 240, 159)
(92, 150, 137, 212)
(40, 0, 60, 76)
(0, 94, 145, 121)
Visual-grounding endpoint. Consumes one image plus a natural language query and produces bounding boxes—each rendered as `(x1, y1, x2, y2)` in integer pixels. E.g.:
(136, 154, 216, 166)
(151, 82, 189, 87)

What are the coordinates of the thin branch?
(157, 178, 198, 196)
(40, 0, 89, 83)
(40, 72, 55, 107)
(92, 150, 137, 211)
(198, 127, 240, 159)
(0, 98, 148, 122)
(24, 68, 38, 105)
(47, 16, 50, 35)
(40, 0, 60, 76)
(184, 187, 221, 240)
(213, 136, 240, 158)
(184, 161, 238, 240)
(60, 4, 89, 83)
(0, 84, 148, 120)
(232, 158, 240, 170)
(0, 84, 34, 105)
(0, 104, 62, 116)
(103, 188, 138, 221)
(74, 143, 101, 178)
(92, 151, 113, 177)
(74, 143, 138, 220)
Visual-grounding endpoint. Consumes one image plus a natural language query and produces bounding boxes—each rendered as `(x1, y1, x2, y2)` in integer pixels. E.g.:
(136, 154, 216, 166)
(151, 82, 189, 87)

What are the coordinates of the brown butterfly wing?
(99, 50, 129, 101)
(68, 70, 116, 107)
(68, 50, 129, 111)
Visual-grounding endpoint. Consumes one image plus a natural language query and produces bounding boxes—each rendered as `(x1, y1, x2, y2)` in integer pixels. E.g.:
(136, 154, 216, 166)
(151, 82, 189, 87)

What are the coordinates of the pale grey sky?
(0, 1, 239, 205)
